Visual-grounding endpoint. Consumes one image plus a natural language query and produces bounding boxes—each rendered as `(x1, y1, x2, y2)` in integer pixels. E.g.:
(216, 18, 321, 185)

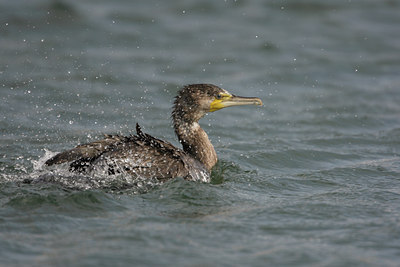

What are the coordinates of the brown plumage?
(45, 84, 262, 182)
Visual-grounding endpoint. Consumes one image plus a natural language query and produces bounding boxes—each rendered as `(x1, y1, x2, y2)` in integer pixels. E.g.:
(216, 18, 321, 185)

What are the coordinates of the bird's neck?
(174, 121, 217, 171)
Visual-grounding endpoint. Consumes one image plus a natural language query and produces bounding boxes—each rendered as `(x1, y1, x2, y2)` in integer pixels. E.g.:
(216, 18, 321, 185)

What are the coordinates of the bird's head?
(173, 84, 262, 124)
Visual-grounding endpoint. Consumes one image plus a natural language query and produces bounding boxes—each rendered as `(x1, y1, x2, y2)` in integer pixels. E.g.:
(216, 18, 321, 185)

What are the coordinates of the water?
(1, 0, 400, 266)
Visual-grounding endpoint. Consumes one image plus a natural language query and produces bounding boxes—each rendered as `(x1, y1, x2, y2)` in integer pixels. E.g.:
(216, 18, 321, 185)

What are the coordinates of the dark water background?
(1, 0, 400, 266)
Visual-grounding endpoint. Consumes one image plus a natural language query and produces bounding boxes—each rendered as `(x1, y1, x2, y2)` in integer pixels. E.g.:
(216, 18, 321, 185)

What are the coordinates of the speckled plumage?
(45, 84, 261, 182)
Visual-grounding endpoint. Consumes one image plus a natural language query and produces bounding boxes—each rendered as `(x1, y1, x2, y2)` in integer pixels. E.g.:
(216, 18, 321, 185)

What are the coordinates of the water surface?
(1, 0, 400, 266)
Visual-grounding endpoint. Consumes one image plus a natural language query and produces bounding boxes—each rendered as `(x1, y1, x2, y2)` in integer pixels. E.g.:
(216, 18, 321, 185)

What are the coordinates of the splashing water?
(17, 150, 164, 193)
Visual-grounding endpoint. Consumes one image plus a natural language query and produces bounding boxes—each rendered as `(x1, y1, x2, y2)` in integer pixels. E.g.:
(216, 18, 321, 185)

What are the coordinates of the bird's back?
(45, 124, 210, 182)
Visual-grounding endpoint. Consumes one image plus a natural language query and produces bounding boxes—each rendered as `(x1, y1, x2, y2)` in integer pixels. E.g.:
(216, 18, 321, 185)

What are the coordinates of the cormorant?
(45, 84, 262, 182)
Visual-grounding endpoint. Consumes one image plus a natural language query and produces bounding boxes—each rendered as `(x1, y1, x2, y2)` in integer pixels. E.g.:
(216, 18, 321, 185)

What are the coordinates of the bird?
(45, 84, 262, 183)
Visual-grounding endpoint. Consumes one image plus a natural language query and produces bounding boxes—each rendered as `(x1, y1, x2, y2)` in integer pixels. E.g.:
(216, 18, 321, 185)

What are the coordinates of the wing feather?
(44, 123, 209, 181)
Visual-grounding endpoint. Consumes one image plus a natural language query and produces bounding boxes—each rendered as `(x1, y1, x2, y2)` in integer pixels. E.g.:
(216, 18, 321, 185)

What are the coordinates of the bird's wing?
(44, 124, 194, 180)
(87, 124, 191, 179)
(44, 135, 129, 170)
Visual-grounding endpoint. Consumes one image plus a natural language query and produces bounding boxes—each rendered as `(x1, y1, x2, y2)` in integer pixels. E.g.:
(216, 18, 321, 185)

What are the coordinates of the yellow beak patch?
(209, 93, 263, 112)
(209, 93, 233, 112)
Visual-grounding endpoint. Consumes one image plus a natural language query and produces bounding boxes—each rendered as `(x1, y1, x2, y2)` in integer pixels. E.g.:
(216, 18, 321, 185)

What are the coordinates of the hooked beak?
(209, 93, 263, 112)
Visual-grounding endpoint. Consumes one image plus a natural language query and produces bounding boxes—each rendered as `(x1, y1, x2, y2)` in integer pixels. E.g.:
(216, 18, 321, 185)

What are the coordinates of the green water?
(1, 0, 400, 266)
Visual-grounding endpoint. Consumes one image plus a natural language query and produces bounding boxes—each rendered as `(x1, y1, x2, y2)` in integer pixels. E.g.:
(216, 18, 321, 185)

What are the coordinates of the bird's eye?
(216, 94, 222, 100)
